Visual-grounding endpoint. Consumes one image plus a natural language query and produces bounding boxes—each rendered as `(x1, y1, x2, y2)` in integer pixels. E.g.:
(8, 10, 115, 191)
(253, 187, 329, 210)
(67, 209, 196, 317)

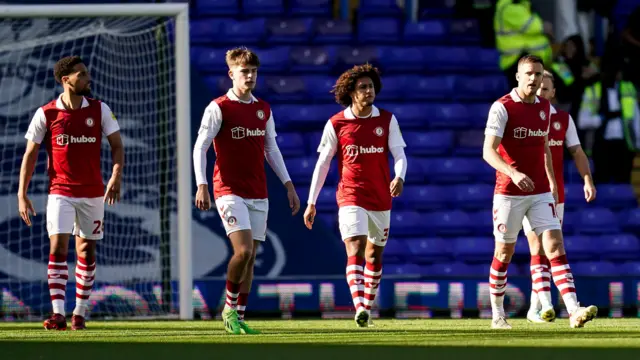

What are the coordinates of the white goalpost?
(0, 4, 193, 320)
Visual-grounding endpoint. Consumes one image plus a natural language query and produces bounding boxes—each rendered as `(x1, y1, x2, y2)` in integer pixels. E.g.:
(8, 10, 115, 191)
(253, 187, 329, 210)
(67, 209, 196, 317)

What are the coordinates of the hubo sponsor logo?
(55, 134, 97, 146)
(231, 126, 265, 139)
(345, 145, 384, 157)
(549, 139, 564, 146)
(513, 127, 548, 139)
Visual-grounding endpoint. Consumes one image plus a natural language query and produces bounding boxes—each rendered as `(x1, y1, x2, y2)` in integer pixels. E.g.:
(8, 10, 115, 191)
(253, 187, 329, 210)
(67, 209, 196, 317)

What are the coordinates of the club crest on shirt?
(256, 110, 265, 120)
(553, 121, 561, 130)
(539, 110, 546, 121)
(85, 117, 94, 127)
(374, 126, 384, 137)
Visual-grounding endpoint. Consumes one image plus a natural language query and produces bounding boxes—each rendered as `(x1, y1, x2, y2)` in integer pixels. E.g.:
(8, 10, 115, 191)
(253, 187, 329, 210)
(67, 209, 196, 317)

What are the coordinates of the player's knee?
(542, 229, 565, 256)
(234, 247, 254, 264)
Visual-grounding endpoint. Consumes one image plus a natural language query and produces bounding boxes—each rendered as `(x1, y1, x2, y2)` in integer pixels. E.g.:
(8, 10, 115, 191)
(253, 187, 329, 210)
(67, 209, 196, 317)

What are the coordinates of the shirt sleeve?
(265, 110, 277, 139)
(101, 102, 121, 136)
(388, 115, 407, 148)
(24, 107, 47, 144)
(565, 115, 581, 147)
(316, 120, 338, 155)
(193, 101, 223, 185)
(484, 102, 508, 138)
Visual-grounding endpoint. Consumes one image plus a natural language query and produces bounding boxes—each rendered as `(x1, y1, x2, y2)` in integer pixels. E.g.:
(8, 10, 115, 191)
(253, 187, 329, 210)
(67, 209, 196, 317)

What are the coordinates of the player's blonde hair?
(542, 70, 555, 87)
(225, 47, 260, 68)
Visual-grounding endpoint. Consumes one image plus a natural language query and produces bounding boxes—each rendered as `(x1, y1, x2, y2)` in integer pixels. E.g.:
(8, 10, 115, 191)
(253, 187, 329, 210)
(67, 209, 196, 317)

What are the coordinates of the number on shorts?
(93, 220, 102, 235)
(548, 203, 557, 218)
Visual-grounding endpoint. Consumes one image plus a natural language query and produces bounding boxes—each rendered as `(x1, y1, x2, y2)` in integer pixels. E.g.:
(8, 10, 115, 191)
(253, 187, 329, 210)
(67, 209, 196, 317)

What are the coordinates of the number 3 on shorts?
(93, 220, 103, 235)
(548, 203, 557, 218)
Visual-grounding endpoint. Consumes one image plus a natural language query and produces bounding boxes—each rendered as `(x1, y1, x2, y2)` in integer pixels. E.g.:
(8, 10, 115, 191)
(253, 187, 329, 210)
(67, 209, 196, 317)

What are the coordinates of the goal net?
(0, 4, 193, 320)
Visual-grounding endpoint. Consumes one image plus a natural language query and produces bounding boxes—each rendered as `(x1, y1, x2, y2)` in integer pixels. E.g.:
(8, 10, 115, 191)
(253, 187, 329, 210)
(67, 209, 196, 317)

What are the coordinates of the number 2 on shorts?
(93, 220, 103, 234)
(548, 203, 557, 218)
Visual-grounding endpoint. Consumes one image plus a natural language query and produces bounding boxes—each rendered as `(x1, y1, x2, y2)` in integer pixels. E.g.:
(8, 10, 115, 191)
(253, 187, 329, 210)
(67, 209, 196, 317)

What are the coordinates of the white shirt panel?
(484, 102, 508, 138)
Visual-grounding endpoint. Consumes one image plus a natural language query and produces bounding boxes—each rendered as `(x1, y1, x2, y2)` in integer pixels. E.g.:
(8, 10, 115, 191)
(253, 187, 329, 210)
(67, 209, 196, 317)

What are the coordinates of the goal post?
(0, 4, 193, 320)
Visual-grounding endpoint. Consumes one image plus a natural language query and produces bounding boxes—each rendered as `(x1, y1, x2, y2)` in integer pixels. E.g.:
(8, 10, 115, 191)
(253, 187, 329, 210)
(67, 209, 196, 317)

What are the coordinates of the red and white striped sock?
(530, 255, 552, 310)
(363, 262, 382, 311)
(489, 257, 509, 318)
(346, 256, 365, 312)
(237, 293, 249, 321)
(73, 257, 96, 318)
(224, 280, 241, 311)
(48, 254, 68, 316)
(550, 254, 579, 313)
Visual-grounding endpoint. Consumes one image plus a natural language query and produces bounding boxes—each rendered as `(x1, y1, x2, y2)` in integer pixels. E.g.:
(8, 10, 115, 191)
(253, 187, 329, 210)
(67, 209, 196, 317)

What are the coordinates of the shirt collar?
(344, 105, 380, 119)
(550, 104, 557, 114)
(510, 88, 540, 104)
(226, 89, 258, 103)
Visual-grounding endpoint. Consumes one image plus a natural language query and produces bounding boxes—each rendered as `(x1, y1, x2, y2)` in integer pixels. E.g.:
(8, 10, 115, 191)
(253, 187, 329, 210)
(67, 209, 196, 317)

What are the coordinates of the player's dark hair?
(332, 63, 382, 107)
(517, 54, 544, 69)
(54, 56, 84, 84)
(226, 47, 260, 68)
(542, 70, 555, 88)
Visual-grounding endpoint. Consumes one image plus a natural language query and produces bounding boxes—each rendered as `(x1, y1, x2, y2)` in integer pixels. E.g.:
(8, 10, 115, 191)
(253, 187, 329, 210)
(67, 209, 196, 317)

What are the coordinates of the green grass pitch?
(1, 318, 639, 360)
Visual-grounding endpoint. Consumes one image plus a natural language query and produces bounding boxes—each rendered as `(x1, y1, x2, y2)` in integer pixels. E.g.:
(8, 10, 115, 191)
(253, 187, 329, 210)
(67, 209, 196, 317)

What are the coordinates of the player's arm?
(482, 102, 534, 191)
(543, 133, 558, 202)
(389, 115, 408, 197)
(18, 108, 47, 226)
(566, 115, 596, 202)
(304, 120, 337, 229)
(264, 111, 300, 215)
(101, 103, 124, 205)
(193, 102, 222, 211)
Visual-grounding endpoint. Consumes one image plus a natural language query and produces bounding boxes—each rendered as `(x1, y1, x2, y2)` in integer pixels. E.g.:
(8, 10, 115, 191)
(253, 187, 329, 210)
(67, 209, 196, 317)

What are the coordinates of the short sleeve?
(265, 110, 277, 139)
(101, 102, 120, 136)
(24, 107, 47, 144)
(388, 115, 407, 148)
(565, 115, 581, 147)
(484, 102, 508, 138)
(317, 120, 338, 155)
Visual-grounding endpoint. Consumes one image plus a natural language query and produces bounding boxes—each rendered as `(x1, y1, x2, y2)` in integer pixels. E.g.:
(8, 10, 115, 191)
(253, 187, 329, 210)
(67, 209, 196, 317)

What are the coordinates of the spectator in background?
(578, 65, 639, 184)
(622, 6, 640, 89)
(494, 0, 553, 89)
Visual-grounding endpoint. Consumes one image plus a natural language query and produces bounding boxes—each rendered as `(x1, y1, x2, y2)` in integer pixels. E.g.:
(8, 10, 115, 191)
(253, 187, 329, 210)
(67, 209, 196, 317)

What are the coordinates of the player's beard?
(75, 87, 91, 97)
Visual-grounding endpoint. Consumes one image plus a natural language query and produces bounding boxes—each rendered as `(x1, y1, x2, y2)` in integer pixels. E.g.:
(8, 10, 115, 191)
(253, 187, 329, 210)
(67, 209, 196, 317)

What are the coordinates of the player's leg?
(490, 195, 527, 329)
(235, 198, 268, 334)
(44, 195, 76, 330)
(215, 195, 253, 334)
(338, 206, 369, 327)
(362, 210, 390, 326)
(529, 195, 597, 327)
(522, 215, 552, 323)
(70, 196, 103, 330)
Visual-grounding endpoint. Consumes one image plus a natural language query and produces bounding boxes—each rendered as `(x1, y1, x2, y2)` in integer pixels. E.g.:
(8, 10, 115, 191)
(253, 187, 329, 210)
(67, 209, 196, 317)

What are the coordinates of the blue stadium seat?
(190, 19, 228, 44)
(305, 131, 323, 153)
(565, 158, 595, 183)
(286, 156, 316, 185)
(422, 103, 472, 129)
(456, 76, 509, 101)
(423, 262, 475, 276)
(303, 76, 336, 100)
(272, 104, 341, 129)
(422, 46, 470, 71)
(390, 211, 424, 236)
(473, 48, 502, 72)
(407, 76, 455, 101)
(315, 187, 337, 212)
(400, 185, 450, 211)
(264, 76, 307, 102)
(600, 233, 640, 260)
(454, 184, 494, 209)
(317, 212, 337, 228)
(403, 131, 454, 156)
(358, 0, 403, 18)
(405, 238, 453, 263)
(380, 103, 429, 129)
(266, 18, 314, 44)
(220, 19, 266, 44)
(428, 157, 490, 183)
(468, 262, 523, 276)
(422, 210, 472, 236)
(337, 46, 380, 67)
(385, 239, 409, 264)
(564, 183, 585, 205)
(466, 103, 493, 129)
(466, 211, 492, 235)
(563, 235, 595, 261)
(375, 75, 406, 101)
(290, 0, 332, 17)
(448, 19, 481, 44)
(572, 261, 620, 276)
(621, 208, 640, 232)
(404, 157, 426, 183)
(358, 18, 400, 43)
(195, 0, 239, 15)
(378, 46, 428, 72)
(386, 263, 422, 275)
(243, 0, 284, 16)
(454, 237, 494, 262)
(255, 46, 291, 73)
(620, 261, 640, 275)
(275, 133, 306, 157)
(577, 208, 620, 234)
(314, 19, 353, 44)
(596, 184, 637, 209)
(562, 211, 579, 235)
(291, 47, 337, 73)
(403, 20, 447, 44)
(454, 130, 484, 156)
(419, 0, 455, 18)
(191, 47, 228, 72)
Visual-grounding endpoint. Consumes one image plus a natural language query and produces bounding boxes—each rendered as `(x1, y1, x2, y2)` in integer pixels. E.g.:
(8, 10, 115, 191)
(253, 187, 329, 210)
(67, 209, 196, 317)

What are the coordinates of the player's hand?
(390, 177, 404, 197)
(195, 184, 211, 211)
(584, 180, 596, 202)
(104, 175, 121, 206)
(18, 195, 36, 227)
(303, 204, 316, 230)
(510, 171, 535, 192)
(285, 182, 300, 216)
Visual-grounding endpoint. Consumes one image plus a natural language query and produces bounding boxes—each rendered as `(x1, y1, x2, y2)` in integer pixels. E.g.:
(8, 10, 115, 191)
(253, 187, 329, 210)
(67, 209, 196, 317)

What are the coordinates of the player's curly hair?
(54, 56, 84, 84)
(331, 63, 382, 107)
(225, 47, 260, 68)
